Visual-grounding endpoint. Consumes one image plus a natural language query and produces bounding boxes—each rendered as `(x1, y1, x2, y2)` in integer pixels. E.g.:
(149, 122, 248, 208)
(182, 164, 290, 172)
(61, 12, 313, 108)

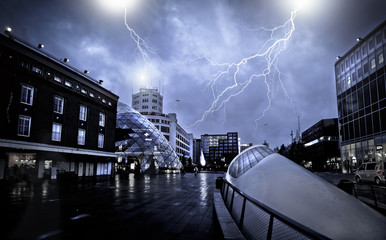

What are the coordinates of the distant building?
(201, 132, 239, 167)
(115, 102, 182, 174)
(240, 143, 253, 153)
(132, 88, 193, 161)
(335, 20, 386, 173)
(302, 119, 340, 171)
(193, 138, 201, 164)
(0, 31, 118, 181)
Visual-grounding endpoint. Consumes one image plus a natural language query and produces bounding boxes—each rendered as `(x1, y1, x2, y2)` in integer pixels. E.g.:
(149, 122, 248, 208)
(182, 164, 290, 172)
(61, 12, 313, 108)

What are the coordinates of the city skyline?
(1, 0, 385, 148)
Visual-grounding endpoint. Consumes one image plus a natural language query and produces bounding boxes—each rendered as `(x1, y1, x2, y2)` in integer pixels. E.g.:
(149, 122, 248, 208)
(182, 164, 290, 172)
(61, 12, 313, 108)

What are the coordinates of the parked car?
(355, 161, 385, 185)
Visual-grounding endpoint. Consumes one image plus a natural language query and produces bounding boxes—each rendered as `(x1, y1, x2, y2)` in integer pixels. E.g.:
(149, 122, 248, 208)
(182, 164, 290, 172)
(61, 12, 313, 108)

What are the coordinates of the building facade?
(201, 132, 239, 167)
(335, 21, 386, 173)
(132, 88, 193, 161)
(302, 119, 340, 171)
(115, 102, 182, 174)
(0, 30, 118, 181)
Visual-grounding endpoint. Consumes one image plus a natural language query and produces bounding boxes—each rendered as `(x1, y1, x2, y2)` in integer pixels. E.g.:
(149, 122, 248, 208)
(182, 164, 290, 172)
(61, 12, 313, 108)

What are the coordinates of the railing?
(352, 183, 386, 209)
(220, 178, 330, 240)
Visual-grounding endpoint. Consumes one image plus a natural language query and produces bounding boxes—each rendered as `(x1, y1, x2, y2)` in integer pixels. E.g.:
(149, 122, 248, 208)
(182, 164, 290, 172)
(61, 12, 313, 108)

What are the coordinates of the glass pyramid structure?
(116, 102, 182, 173)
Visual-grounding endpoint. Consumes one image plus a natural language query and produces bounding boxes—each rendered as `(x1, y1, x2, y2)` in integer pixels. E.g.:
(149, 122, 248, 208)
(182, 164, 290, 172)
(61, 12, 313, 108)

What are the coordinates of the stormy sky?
(1, 0, 385, 148)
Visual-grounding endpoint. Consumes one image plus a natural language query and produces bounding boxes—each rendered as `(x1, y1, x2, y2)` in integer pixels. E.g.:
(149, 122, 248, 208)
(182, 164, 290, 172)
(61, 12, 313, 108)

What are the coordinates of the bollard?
(216, 177, 223, 189)
(337, 179, 354, 195)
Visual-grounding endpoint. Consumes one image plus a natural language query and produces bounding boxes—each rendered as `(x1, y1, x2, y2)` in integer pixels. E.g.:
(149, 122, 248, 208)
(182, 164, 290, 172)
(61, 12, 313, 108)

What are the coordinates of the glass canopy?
(116, 102, 182, 173)
(228, 145, 274, 178)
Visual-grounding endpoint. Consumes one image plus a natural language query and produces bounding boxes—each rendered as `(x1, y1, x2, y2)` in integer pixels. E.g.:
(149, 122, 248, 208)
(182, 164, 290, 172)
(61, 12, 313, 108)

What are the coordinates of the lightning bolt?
(123, 6, 160, 76)
(191, 6, 300, 128)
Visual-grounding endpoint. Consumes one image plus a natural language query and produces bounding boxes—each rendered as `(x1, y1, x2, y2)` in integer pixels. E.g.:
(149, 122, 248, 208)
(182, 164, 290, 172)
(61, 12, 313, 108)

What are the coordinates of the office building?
(302, 119, 340, 171)
(201, 132, 239, 167)
(335, 21, 386, 173)
(132, 88, 193, 161)
(0, 30, 118, 181)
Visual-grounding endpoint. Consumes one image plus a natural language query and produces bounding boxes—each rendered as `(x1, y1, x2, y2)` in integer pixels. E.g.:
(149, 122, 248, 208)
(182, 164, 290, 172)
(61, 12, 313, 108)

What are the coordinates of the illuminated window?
(98, 134, 104, 148)
(53, 96, 64, 114)
(378, 53, 384, 64)
(78, 129, 86, 145)
(20, 84, 34, 105)
(370, 58, 376, 69)
(52, 123, 62, 141)
(32, 66, 42, 75)
(79, 105, 87, 121)
(89, 92, 95, 98)
(81, 88, 88, 94)
(54, 75, 62, 83)
(99, 112, 105, 127)
(65, 81, 72, 87)
(18, 115, 31, 137)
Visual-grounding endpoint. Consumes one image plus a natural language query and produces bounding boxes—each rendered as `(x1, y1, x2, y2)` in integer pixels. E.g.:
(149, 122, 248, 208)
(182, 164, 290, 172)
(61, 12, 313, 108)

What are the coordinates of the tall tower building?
(132, 88, 163, 114)
(131, 88, 193, 161)
(335, 20, 385, 173)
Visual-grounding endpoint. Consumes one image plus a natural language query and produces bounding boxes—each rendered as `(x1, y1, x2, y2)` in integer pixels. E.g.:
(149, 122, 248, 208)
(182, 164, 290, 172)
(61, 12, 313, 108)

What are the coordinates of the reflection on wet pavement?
(1, 172, 224, 240)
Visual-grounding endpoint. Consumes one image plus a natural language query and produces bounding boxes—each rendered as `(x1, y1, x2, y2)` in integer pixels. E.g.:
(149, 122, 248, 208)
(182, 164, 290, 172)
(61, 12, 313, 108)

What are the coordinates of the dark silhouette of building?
(335, 21, 385, 173)
(201, 132, 239, 168)
(0, 30, 118, 181)
(302, 119, 340, 171)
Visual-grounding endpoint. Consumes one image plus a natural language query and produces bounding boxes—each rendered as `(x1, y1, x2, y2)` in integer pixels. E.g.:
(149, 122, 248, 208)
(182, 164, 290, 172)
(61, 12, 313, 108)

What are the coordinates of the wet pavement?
(1, 172, 225, 240)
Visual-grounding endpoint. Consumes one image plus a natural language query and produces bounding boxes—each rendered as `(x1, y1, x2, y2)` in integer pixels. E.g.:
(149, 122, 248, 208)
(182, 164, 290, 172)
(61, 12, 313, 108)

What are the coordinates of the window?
(152, 106, 157, 110)
(99, 112, 105, 127)
(32, 66, 42, 75)
(364, 63, 369, 73)
(81, 88, 88, 94)
(102, 98, 106, 104)
(356, 50, 360, 60)
(368, 39, 374, 50)
(362, 45, 367, 55)
(18, 115, 31, 137)
(370, 58, 376, 69)
(89, 92, 95, 98)
(79, 105, 87, 121)
(65, 81, 72, 87)
(379, 53, 384, 64)
(78, 129, 86, 145)
(98, 134, 104, 148)
(376, 33, 382, 44)
(52, 123, 62, 141)
(152, 99, 157, 103)
(20, 85, 34, 105)
(142, 98, 149, 103)
(54, 75, 62, 83)
(142, 105, 148, 109)
(53, 96, 64, 114)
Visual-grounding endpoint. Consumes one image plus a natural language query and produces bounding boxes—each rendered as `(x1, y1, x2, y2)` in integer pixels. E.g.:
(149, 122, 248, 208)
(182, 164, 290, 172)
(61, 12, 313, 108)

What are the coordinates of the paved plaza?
(1, 172, 225, 240)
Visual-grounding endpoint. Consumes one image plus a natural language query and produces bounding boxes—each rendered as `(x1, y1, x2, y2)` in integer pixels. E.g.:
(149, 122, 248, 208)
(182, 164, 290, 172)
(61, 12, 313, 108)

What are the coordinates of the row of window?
(21, 84, 106, 125)
(177, 133, 190, 145)
(149, 118, 170, 125)
(337, 53, 384, 94)
(340, 109, 385, 142)
(19, 84, 107, 148)
(3, 50, 113, 107)
(336, 28, 385, 75)
(18, 115, 105, 148)
(338, 72, 385, 119)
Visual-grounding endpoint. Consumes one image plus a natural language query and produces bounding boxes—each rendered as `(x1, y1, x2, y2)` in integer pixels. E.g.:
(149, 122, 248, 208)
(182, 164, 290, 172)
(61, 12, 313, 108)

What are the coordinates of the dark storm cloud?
(1, 0, 385, 148)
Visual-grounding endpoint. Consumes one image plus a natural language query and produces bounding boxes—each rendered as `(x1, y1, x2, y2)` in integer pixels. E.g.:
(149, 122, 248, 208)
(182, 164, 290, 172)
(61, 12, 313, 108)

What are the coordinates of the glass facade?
(335, 21, 386, 173)
(228, 145, 274, 178)
(116, 102, 182, 173)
